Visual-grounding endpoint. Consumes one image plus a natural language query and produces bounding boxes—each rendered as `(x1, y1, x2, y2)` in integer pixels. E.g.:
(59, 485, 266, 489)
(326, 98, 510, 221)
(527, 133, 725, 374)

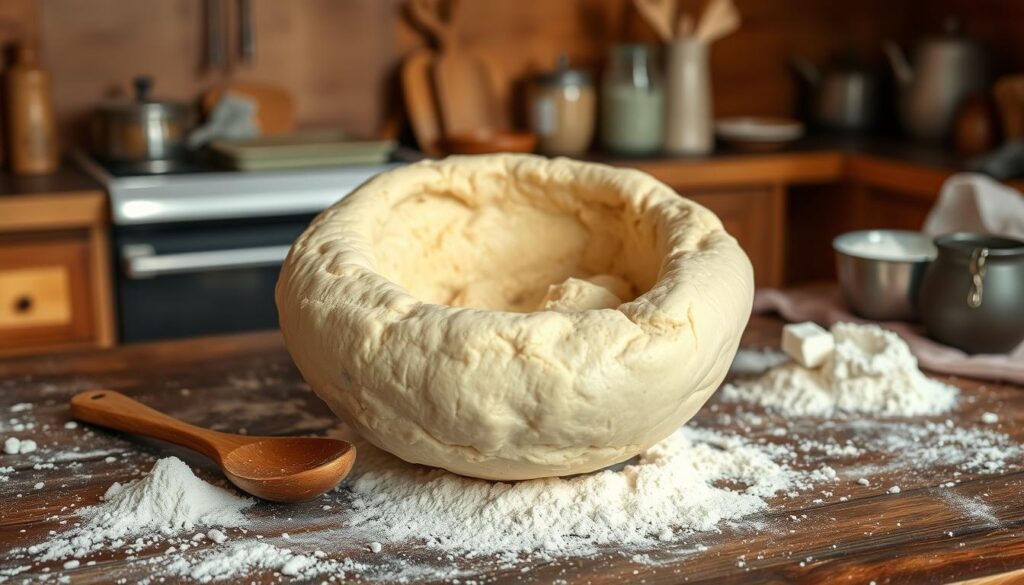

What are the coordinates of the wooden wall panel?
(23, 0, 905, 149)
(38, 0, 400, 143)
(12, 0, 1015, 150)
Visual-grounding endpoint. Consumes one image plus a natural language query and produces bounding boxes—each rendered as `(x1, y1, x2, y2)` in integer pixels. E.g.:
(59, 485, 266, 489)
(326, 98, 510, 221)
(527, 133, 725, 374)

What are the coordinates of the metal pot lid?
(534, 54, 592, 87)
(97, 76, 192, 119)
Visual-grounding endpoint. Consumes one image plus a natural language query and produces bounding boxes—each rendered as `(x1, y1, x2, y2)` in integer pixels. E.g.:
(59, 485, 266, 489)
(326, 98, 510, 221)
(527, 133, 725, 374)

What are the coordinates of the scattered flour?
(4, 437, 37, 454)
(722, 323, 958, 417)
(345, 426, 826, 556)
(165, 542, 365, 582)
(30, 457, 252, 560)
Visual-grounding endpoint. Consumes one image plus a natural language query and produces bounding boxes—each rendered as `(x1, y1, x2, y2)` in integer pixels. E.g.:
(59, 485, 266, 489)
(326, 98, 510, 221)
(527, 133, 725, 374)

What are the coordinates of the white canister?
(664, 40, 713, 155)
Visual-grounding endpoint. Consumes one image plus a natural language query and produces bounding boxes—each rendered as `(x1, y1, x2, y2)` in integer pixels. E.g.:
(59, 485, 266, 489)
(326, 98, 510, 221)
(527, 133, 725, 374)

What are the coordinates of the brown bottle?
(6, 44, 58, 175)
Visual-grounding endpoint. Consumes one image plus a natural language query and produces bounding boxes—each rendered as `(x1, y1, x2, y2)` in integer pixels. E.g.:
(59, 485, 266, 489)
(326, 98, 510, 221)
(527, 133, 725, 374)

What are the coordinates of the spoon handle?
(70, 389, 242, 463)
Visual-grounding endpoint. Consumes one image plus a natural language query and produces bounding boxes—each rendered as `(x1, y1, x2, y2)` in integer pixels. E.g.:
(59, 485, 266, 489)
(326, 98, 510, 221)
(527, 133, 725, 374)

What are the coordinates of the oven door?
(115, 215, 315, 343)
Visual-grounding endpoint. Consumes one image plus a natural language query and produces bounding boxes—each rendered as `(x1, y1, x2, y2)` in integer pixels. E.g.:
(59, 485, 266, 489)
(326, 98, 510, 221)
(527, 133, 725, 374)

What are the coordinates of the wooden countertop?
(1, 315, 1022, 584)
(0, 164, 106, 233)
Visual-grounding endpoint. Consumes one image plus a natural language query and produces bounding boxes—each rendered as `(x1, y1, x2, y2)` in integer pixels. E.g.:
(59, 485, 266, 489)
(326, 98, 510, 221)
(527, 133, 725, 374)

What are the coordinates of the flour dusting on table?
(2, 325, 1021, 583)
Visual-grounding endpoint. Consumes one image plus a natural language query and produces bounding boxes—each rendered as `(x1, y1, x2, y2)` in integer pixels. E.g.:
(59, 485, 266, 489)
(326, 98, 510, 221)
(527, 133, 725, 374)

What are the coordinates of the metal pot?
(90, 76, 195, 169)
(918, 233, 1024, 354)
(792, 51, 879, 134)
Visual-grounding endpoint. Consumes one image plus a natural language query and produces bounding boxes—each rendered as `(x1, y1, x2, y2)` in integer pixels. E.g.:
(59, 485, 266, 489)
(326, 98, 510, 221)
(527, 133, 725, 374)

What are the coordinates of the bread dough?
(276, 154, 754, 480)
(538, 275, 629, 312)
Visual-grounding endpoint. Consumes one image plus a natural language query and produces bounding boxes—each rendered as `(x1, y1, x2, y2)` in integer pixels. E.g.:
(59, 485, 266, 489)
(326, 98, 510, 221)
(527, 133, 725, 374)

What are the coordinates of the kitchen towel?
(753, 287, 1024, 385)
(923, 173, 1024, 239)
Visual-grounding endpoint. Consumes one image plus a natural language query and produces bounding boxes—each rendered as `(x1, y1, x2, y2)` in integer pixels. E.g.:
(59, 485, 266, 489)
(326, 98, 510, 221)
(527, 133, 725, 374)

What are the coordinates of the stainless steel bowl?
(833, 230, 937, 321)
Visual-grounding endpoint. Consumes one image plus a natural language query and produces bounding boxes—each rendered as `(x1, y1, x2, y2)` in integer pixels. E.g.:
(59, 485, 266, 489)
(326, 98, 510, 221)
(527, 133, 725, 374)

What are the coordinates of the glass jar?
(600, 44, 665, 156)
(528, 56, 596, 157)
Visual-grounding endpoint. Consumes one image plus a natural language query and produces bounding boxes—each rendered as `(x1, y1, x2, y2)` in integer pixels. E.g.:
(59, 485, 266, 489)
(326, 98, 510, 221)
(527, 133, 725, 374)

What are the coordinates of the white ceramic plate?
(715, 117, 805, 143)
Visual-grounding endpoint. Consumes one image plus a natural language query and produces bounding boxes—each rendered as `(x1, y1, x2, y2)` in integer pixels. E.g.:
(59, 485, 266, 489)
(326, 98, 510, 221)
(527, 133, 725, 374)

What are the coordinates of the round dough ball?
(276, 154, 754, 480)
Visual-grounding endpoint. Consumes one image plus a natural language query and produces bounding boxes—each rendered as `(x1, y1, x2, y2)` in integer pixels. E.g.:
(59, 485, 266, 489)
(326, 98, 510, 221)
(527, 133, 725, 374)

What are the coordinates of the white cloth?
(924, 173, 1024, 239)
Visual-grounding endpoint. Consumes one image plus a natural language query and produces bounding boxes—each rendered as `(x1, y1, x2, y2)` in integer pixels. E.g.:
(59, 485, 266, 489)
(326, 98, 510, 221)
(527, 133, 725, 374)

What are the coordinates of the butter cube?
(781, 322, 834, 368)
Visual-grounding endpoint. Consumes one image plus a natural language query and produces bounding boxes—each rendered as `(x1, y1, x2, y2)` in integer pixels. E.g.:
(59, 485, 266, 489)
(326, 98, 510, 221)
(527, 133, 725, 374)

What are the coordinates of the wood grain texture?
(1, 316, 1023, 583)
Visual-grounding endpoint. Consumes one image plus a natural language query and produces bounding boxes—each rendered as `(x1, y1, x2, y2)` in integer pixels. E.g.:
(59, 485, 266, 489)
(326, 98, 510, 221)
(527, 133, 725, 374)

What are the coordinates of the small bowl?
(446, 130, 538, 155)
(833, 230, 937, 321)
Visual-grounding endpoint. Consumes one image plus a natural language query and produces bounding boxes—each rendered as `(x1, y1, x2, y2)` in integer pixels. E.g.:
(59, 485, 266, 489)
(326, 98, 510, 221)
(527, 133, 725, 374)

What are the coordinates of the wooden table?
(1, 316, 1022, 584)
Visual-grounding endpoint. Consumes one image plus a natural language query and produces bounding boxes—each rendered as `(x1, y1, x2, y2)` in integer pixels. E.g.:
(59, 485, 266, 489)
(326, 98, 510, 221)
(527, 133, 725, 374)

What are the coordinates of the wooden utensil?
(634, 0, 676, 42)
(202, 81, 296, 136)
(70, 389, 356, 503)
(402, 48, 444, 156)
(676, 12, 695, 38)
(695, 0, 740, 43)
(407, 0, 501, 136)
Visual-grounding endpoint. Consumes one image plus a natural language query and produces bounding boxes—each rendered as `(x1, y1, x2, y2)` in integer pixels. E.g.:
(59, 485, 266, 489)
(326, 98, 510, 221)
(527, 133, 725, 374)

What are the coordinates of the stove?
(76, 151, 402, 342)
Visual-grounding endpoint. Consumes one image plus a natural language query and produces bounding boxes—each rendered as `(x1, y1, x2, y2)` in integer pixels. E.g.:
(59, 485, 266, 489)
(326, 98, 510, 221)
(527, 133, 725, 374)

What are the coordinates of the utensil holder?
(665, 39, 712, 155)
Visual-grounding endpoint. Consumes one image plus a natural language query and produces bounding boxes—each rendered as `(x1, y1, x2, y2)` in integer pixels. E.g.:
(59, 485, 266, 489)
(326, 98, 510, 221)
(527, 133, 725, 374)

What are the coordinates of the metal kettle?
(885, 18, 989, 142)
(792, 51, 879, 134)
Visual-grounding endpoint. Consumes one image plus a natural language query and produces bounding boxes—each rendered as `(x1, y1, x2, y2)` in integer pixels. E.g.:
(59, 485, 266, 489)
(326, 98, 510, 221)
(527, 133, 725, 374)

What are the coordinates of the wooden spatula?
(71, 389, 356, 503)
(407, 0, 501, 136)
(402, 49, 444, 155)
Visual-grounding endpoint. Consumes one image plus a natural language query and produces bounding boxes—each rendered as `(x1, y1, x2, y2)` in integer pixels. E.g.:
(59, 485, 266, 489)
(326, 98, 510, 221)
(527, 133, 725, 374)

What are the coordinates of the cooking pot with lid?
(90, 76, 196, 169)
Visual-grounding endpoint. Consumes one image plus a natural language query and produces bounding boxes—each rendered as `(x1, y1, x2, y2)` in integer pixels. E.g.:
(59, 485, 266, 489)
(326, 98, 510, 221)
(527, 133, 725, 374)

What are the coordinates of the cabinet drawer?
(0, 266, 72, 328)
(0, 235, 95, 351)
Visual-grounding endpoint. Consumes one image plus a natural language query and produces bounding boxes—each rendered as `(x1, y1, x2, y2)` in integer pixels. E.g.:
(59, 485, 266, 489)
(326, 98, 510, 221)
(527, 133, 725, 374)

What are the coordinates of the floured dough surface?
(276, 155, 754, 480)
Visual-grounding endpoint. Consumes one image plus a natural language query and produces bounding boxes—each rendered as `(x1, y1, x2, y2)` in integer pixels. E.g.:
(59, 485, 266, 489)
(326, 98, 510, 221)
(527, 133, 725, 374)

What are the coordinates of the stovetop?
(74, 150, 406, 226)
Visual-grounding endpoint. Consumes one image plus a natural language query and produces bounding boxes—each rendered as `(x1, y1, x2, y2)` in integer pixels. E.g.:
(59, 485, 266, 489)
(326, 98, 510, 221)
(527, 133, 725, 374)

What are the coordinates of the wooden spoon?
(70, 389, 356, 503)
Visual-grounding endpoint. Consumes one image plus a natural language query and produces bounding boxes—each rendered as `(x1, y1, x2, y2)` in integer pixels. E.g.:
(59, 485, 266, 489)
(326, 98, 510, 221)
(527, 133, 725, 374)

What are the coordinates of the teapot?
(884, 18, 989, 142)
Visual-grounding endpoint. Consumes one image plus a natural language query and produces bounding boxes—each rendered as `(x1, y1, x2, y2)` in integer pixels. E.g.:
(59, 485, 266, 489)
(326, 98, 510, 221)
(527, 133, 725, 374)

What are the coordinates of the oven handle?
(122, 244, 291, 279)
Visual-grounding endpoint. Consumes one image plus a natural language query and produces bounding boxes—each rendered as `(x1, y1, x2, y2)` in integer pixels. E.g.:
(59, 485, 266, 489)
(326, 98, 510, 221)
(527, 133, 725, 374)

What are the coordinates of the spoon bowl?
(223, 437, 356, 502)
(70, 389, 356, 503)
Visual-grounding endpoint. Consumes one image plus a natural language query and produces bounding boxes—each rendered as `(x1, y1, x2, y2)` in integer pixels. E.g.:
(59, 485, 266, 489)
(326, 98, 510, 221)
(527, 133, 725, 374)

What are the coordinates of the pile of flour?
(721, 322, 958, 417)
(32, 457, 253, 561)
(346, 426, 829, 556)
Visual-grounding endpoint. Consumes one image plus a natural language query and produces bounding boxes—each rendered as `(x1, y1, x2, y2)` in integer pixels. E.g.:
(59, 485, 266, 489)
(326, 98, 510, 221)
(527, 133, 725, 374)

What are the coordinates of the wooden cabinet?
(0, 235, 97, 352)
(0, 173, 113, 357)
(684, 187, 785, 288)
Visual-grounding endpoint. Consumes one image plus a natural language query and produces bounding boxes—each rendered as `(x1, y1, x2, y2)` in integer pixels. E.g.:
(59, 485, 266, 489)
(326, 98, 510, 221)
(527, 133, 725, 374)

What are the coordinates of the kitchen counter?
(2, 315, 1023, 584)
(605, 136, 1024, 193)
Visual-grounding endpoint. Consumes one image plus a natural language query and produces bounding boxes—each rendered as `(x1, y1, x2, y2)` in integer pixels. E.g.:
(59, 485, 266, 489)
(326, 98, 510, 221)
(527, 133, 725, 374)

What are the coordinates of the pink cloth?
(754, 287, 1024, 385)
